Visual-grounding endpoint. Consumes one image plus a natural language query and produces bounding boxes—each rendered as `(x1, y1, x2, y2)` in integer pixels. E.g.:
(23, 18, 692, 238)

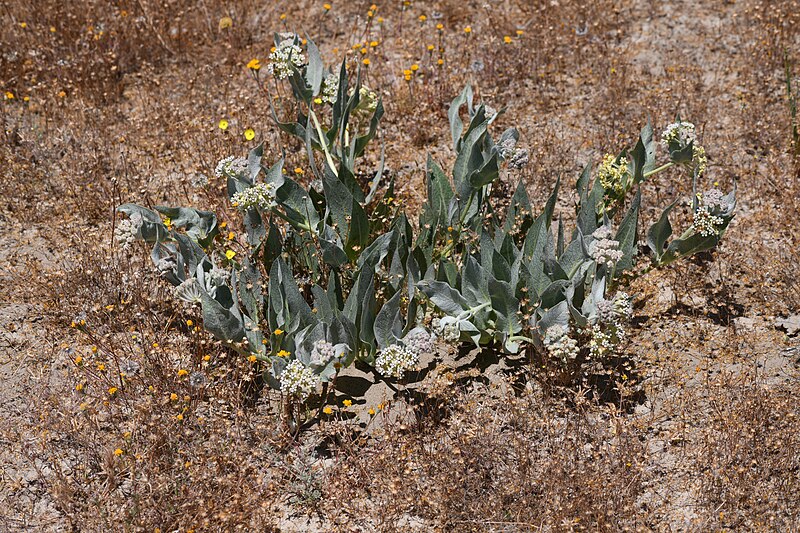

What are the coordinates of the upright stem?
(309, 110, 338, 177)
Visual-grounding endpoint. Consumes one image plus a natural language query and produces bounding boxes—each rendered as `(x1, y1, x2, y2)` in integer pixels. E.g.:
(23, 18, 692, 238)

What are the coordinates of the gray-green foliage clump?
(115, 36, 735, 411)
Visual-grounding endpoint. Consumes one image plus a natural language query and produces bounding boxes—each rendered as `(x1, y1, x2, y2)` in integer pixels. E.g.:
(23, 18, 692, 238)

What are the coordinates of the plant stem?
(309, 110, 338, 177)
(643, 161, 674, 178)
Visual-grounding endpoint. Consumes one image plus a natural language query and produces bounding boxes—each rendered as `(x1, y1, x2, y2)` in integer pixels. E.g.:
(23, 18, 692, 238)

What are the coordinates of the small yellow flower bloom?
(177, 369, 188, 377)
(343, 399, 352, 407)
(410, 64, 419, 72)
(323, 406, 333, 415)
(437, 58, 444, 65)
(277, 349, 291, 357)
(187, 319, 193, 326)
(50, 26, 56, 33)
(227, 231, 235, 240)
(247, 58, 261, 71)
(503, 35, 512, 44)
(367, 10, 374, 17)
(314, 97, 323, 104)
(75, 383, 84, 392)
(368, 408, 376, 416)
(436, 23, 444, 30)
(218, 16, 233, 30)
(225, 249, 236, 260)
(280, 13, 287, 20)
(464, 26, 472, 34)
(323, 3, 331, 10)
(74, 356, 83, 365)
(19, 22, 27, 29)
(274, 328, 284, 335)
(108, 387, 118, 395)
(516, 29, 524, 36)
(248, 355, 257, 363)
(203, 355, 211, 361)
(294, 167, 304, 174)
(4, 92, 13, 100)
(218, 119, 229, 131)
(427, 44, 434, 51)
(363, 58, 371, 66)
(244, 128, 255, 141)
(370, 40, 378, 47)
(114, 448, 124, 456)
(419, 14, 427, 22)
(176, 413, 184, 421)
(170, 393, 178, 401)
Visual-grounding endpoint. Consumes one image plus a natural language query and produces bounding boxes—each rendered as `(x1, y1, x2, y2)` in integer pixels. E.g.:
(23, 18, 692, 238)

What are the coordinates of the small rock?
(776, 314, 800, 336)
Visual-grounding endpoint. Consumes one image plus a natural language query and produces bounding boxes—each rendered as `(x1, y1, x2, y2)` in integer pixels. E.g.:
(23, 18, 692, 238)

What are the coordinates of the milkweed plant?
(114, 34, 735, 416)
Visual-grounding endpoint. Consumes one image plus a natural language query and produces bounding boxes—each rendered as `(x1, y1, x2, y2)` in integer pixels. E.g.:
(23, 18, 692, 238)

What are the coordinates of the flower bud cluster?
(597, 291, 632, 325)
(597, 154, 629, 196)
(115, 212, 143, 249)
(590, 226, 624, 267)
(215, 156, 248, 179)
(543, 324, 579, 362)
(403, 328, 436, 356)
(310, 340, 335, 366)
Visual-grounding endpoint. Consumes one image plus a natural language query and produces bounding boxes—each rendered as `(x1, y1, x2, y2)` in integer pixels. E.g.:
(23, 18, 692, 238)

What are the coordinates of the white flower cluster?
(215, 156, 248, 179)
(310, 339, 335, 366)
(279, 359, 319, 399)
(231, 183, 277, 211)
(691, 206, 724, 237)
(543, 324, 579, 362)
(597, 154, 629, 195)
(590, 226, 623, 267)
(115, 212, 143, 249)
(174, 278, 203, 304)
(588, 324, 615, 359)
(661, 121, 696, 149)
(268, 38, 305, 80)
(375, 344, 419, 378)
(321, 73, 338, 104)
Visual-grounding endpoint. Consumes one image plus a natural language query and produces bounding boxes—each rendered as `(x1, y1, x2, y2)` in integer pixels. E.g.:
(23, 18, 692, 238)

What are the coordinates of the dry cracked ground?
(1, 0, 799, 530)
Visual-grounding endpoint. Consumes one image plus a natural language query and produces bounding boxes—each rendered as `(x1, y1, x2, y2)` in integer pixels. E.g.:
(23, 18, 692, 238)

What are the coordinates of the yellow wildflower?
(244, 128, 255, 141)
(225, 249, 236, 260)
(219, 119, 229, 131)
(114, 448, 124, 456)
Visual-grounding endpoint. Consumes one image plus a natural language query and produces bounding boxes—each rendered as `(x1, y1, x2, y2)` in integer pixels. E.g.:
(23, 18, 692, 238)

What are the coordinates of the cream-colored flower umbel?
(231, 183, 277, 211)
(267, 36, 306, 80)
(543, 324, 579, 362)
(375, 344, 418, 378)
(280, 360, 319, 399)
